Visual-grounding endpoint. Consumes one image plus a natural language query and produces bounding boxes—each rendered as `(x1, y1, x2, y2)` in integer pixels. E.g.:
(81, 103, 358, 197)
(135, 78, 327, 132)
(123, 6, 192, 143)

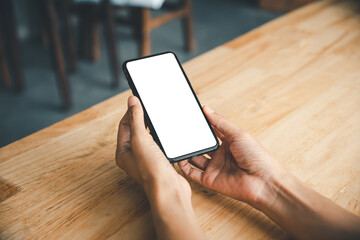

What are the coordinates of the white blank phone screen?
(126, 53, 217, 159)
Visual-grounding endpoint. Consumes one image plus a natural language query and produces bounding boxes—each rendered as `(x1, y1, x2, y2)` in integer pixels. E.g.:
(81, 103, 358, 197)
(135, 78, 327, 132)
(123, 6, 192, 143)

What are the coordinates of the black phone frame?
(122, 51, 219, 162)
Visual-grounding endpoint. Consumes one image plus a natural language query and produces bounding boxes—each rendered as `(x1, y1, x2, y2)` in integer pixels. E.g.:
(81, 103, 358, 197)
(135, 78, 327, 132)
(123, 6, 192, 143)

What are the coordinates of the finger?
(203, 105, 241, 137)
(212, 126, 225, 142)
(178, 160, 203, 184)
(117, 108, 131, 152)
(189, 155, 209, 171)
(128, 96, 146, 137)
(207, 150, 217, 158)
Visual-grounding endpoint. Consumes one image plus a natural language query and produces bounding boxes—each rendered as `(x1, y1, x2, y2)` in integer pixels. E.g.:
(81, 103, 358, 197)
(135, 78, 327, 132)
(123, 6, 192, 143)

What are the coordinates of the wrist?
(144, 174, 206, 240)
(144, 175, 193, 211)
(251, 166, 293, 211)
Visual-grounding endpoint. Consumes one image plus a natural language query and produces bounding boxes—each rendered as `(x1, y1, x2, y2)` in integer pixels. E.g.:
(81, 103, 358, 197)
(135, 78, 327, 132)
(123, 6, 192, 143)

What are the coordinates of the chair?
(0, 32, 11, 88)
(132, 0, 195, 56)
(39, 0, 70, 109)
(0, 0, 24, 91)
(76, 0, 195, 88)
(0, 0, 76, 109)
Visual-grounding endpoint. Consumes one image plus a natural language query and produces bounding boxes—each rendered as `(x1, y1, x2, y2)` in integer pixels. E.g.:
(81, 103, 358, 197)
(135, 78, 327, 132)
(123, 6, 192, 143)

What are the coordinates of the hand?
(177, 105, 360, 240)
(178, 106, 284, 206)
(115, 96, 190, 198)
(116, 96, 206, 240)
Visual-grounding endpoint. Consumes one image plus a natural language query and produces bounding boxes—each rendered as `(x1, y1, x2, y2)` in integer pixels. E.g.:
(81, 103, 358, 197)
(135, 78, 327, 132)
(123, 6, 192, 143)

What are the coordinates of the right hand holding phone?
(178, 106, 284, 206)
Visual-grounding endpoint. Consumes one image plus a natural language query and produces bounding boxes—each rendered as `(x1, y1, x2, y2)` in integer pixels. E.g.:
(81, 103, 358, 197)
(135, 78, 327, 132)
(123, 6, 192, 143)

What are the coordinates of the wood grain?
(1, 0, 360, 239)
(0, 178, 20, 203)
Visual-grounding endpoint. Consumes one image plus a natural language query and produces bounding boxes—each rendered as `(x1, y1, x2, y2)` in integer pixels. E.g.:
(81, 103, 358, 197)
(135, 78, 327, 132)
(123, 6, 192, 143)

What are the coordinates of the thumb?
(203, 105, 240, 138)
(128, 96, 146, 136)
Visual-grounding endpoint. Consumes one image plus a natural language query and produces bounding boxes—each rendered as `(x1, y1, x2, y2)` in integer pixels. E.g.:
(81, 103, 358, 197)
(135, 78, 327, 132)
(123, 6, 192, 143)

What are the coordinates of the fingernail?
(128, 96, 137, 107)
(204, 105, 214, 113)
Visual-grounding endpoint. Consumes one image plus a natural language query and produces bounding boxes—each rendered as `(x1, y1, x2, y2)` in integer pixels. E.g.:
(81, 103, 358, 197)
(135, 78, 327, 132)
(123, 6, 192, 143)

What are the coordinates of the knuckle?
(130, 135, 141, 147)
(214, 112, 224, 122)
(130, 107, 136, 118)
(202, 175, 213, 186)
(230, 129, 251, 143)
(130, 106, 141, 119)
(119, 115, 127, 125)
(115, 149, 123, 167)
(212, 113, 224, 127)
(237, 129, 250, 139)
(115, 155, 123, 169)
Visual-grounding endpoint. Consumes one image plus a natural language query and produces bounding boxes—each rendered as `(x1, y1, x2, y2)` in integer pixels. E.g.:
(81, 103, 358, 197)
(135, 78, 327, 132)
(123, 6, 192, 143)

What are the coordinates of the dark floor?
(0, 0, 282, 147)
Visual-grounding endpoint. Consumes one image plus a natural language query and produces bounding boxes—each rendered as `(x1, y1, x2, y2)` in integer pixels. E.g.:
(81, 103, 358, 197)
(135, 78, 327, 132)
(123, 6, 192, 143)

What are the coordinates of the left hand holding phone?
(115, 96, 190, 197)
(115, 96, 206, 240)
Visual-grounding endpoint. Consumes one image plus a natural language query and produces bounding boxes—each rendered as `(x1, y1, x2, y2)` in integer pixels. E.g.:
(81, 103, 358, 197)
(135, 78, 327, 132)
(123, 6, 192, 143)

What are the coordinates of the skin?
(116, 96, 360, 240)
(116, 96, 205, 240)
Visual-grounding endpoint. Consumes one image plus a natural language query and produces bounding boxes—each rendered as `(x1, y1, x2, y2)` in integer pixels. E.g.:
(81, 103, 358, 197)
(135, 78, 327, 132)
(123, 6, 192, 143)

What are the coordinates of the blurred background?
(0, 0, 312, 147)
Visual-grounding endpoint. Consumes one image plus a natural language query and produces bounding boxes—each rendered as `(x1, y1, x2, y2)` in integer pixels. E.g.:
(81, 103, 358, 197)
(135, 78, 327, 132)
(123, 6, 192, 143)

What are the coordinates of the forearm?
(255, 169, 360, 240)
(144, 178, 206, 240)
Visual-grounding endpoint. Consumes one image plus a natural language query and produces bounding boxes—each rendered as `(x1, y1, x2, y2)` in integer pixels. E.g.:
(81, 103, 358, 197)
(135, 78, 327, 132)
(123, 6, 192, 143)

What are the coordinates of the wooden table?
(1, 0, 359, 239)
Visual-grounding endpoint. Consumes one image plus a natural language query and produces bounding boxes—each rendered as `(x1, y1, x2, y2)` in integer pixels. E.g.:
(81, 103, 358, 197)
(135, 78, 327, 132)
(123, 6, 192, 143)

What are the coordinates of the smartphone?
(123, 52, 219, 162)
